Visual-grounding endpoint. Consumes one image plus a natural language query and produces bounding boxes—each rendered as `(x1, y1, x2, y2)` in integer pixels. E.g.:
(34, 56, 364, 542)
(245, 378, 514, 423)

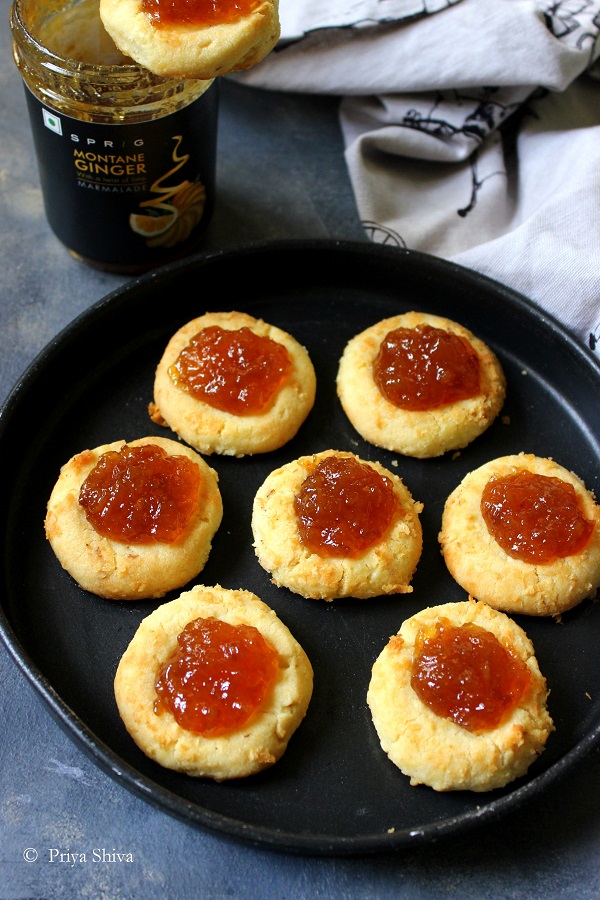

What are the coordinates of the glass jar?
(11, 0, 218, 273)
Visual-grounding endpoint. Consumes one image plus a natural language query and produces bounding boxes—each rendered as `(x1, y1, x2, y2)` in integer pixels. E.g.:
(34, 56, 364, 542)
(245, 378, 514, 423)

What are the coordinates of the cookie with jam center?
(251, 449, 423, 600)
(439, 453, 600, 616)
(150, 310, 316, 457)
(45, 435, 222, 600)
(368, 599, 554, 792)
(336, 311, 506, 458)
(114, 583, 313, 780)
(100, 0, 280, 80)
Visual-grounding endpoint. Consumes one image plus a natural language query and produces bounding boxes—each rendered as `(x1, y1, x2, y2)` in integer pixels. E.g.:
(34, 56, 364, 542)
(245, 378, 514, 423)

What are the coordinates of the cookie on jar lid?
(251, 449, 423, 600)
(367, 599, 554, 792)
(44, 436, 223, 600)
(114, 583, 313, 780)
(439, 453, 600, 616)
(336, 311, 506, 459)
(150, 311, 316, 457)
(100, 0, 280, 80)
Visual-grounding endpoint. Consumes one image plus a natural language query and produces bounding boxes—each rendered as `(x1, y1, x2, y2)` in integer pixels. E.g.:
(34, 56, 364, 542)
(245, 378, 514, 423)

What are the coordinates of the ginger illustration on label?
(129, 134, 206, 248)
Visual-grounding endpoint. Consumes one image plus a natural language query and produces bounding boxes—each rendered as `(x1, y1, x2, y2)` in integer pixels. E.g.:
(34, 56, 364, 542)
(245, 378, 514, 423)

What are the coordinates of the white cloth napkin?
(237, 0, 600, 355)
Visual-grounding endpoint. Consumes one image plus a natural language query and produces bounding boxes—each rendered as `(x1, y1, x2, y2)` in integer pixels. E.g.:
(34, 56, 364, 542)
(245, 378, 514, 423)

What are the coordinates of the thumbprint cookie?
(439, 453, 600, 616)
(336, 311, 506, 458)
(251, 449, 423, 600)
(100, 0, 280, 80)
(150, 311, 316, 457)
(44, 436, 223, 600)
(114, 584, 313, 780)
(367, 599, 554, 792)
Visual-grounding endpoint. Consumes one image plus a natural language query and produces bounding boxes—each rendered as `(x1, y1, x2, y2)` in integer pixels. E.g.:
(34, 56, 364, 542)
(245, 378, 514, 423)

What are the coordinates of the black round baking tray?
(1, 239, 599, 855)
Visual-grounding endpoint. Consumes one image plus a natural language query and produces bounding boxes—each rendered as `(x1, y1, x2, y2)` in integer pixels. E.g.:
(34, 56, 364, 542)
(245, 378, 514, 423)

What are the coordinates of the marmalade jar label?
(24, 81, 218, 268)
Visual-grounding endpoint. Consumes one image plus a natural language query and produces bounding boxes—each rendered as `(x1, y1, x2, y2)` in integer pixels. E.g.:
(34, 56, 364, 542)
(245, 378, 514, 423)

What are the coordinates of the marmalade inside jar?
(410, 618, 532, 733)
(294, 455, 401, 558)
(169, 325, 292, 416)
(154, 616, 279, 735)
(373, 324, 481, 411)
(480, 470, 594, 564)
(78, 443, 201, 543)
(141, 0, 261, 27)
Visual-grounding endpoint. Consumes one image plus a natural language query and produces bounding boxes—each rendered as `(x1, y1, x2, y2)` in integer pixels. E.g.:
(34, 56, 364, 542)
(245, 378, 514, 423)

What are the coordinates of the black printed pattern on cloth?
(542, 0, 600, 59)
(400, 88, 525, 149)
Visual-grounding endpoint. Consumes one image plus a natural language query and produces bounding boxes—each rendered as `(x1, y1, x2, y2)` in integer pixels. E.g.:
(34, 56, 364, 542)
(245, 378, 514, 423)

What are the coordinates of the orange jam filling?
(410, 618, 532, 733)
(78, 443, 200, 544)
(154, 617, 279, 735)
(373, 324, 481, 411)
(294, 455, 400, 558)
(169, 325, 292, 416)
(481, 470, 594, 564)
(141, 0, 261, 27)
